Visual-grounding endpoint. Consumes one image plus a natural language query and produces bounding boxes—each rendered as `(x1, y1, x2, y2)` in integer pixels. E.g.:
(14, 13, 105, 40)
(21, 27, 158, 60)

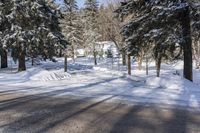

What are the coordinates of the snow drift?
(30, 69, 71, 81)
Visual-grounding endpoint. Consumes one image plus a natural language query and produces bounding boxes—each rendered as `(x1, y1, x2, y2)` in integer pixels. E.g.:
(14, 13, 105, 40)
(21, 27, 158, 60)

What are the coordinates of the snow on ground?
(0, 57, 200, 111)
(30, 69, 71, 81)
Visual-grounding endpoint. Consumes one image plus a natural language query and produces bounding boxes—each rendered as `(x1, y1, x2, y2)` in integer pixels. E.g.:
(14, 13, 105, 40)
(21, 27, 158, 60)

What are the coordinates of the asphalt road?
(0, 92, 200, 133)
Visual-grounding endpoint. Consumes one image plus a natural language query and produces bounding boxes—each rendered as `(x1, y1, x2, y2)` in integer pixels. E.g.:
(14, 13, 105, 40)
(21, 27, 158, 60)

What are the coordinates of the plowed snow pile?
(30, 69, 71, 81)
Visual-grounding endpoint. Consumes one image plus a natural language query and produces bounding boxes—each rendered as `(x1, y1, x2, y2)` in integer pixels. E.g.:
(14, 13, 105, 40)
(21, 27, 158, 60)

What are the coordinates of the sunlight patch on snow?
(189, 95, 200, 108)
(93, 66, 108, 71)
(146, 77, 182, 90)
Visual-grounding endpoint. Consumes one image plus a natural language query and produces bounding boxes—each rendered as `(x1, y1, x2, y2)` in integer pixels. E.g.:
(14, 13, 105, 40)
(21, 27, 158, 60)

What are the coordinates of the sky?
(56, 0, 108, 8)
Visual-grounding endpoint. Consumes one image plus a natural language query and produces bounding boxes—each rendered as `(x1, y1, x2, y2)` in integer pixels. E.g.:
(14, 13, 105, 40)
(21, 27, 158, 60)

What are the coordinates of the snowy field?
(0, 57, 200, 111)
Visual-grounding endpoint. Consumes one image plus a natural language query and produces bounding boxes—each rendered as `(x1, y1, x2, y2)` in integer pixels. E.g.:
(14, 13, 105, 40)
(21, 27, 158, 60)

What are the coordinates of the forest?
(0, 0, 199, 81)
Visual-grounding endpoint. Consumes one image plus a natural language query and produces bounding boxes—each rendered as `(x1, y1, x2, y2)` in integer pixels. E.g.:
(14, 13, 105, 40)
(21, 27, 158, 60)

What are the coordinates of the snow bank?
(194, 69, 200, 85)
(146, 77, 181, 90)
(30, 69, 71, 81)
(0, 68, 41, 84)
(146, 76, 200, 91)
(0, 67, 71, 83)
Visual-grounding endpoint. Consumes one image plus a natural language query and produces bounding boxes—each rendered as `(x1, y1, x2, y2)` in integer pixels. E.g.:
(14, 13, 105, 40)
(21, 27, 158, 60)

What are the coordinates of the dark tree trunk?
(94, 51, 97, 65)
(156, 56, 162, 77)
(180, 6, 193, 81)
(31, 56, 34, 66)
(1, 49, 8, 68)
(64, 54, 68, 72)
(122, 51, 126, 66)
(18, 48, 26, 71)
(127, 54, 131, 75)
(59, 49, 62, 57)
(146, 56, 149, 75)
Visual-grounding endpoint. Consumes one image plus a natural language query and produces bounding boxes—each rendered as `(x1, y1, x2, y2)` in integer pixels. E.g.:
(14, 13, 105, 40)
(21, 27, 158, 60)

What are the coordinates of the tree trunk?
(64, 54, 68, 72)
(156, 56, 162, 77)
(18, 48, 26, 71)
(127, 54, 131, 75)
(180, 5, 193, 81)
(122, 51, 126, 66)
(31, 56, 34, 66)
(137, 57, 142, 70)
(122, 54, 126, 66)
(94, 51, 97, 65)
(59, 49, 62, 57)
(146, 56, 149, 75)
(72, 46, 75, 63)
(1, 49, 8, 68)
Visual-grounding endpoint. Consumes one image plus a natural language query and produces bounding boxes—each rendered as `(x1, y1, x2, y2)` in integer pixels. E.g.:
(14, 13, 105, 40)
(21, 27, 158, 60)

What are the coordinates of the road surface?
(0, 91, 200, 133)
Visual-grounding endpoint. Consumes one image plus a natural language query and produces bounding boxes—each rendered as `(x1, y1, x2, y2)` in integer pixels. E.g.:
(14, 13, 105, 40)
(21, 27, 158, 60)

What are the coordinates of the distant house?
(75, 41, 119, 58)
(96, 41, 119, 57)
(76, 49, 85, 57)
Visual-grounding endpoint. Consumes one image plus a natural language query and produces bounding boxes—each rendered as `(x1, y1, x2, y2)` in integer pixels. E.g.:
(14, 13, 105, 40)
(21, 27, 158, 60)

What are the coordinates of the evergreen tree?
(83, 0, 100, 65)
(115, 0, 200, 80)
(2, 0, 67, 71)
(61, 0, 83, 62)
(191, 3, 200, 68)
(0, 0, 12, 68)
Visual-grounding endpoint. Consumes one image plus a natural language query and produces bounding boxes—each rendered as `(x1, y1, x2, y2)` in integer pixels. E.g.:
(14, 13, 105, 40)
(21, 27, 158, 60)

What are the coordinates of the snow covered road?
(1, 62, 200, 132)
(1, 67, 200, 111)
(1, 79, 200, 133)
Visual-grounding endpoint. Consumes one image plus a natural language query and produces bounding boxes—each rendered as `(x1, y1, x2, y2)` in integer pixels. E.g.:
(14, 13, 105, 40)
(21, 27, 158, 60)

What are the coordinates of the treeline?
(0, 0, 200, 82)
(0, 0, 67, 71)
(61, 0, 200, 82)
(115, 0, 200, 81)
(60, 0, 126, 65)
(0, 0, 118, 71)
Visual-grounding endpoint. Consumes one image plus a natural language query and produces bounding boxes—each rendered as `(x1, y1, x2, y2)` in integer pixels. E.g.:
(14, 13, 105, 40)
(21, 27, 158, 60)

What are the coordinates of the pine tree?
(115, 0, 200, 80)
(61, 0, 83, 62)
(191, 2, 200, 68)
(2, 0, 67, 71)
(83, 0, 100, 65)
(0, 0, 12, 68)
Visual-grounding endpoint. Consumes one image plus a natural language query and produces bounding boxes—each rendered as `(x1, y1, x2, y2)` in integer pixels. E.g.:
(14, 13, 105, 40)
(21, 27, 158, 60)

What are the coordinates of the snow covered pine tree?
(83, 0, 100, 65)
(0, 0, 12, 68)
(61, 0, 83, 62)
(115, 0, 200, 81)
(1, 0, 68, 71)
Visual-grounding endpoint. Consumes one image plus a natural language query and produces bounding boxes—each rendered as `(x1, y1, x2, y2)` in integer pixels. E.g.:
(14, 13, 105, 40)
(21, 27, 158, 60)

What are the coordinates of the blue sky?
(56, 0, 107, 8)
